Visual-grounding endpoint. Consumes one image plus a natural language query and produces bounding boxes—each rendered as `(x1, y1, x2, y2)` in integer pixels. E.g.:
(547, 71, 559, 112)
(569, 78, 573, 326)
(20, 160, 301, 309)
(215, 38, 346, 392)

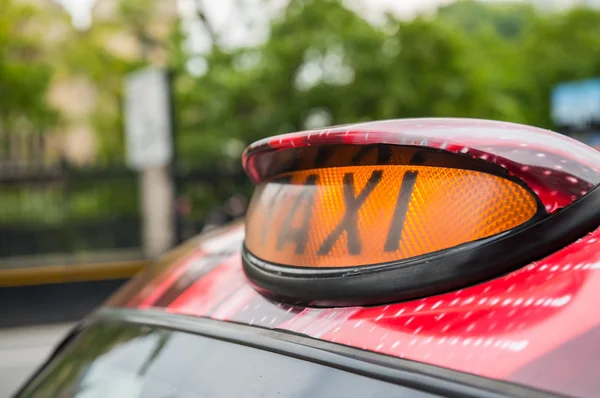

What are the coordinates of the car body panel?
(108, 220, 600, 397)
(102, 118, 600, 397)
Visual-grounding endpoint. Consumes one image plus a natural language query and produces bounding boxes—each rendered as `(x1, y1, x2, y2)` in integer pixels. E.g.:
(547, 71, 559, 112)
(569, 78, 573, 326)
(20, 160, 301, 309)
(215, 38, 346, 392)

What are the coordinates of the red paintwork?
(107, 119, 600, 397)
(244, 118, 600, 212)
(110, 222, 600, 397)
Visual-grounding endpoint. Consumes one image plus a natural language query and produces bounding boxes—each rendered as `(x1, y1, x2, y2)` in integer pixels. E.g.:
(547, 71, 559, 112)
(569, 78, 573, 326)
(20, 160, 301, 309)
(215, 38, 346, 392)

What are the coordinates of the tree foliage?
(172, 0, 600, 168)
(0, 0, 58, 132)
(437, 0, 537, 40)
(3, 0, 600, 166)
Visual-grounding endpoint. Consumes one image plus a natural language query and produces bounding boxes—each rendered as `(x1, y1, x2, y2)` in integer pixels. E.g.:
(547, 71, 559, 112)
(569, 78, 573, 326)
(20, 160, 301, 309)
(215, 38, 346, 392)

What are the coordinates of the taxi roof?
(103, 118, 600, 397)
(106, 219, 600, 398)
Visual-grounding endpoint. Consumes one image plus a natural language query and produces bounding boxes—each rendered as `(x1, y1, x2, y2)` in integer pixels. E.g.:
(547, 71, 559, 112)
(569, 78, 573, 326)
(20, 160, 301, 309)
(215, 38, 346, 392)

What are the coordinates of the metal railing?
(0, 161, 249, 267)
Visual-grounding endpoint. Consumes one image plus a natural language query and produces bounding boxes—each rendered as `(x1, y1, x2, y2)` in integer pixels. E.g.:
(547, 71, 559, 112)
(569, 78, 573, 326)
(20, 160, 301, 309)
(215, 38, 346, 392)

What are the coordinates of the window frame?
(14, 307, 564, 398)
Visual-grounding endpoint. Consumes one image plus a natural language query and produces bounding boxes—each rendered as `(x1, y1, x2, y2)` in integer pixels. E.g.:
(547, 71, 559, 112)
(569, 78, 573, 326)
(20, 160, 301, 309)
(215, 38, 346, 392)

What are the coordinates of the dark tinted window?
(18, 322, 439, 398)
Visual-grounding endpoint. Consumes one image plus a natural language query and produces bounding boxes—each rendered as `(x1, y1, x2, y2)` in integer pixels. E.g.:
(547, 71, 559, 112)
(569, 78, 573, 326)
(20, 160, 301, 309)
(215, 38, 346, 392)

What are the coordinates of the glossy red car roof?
(108, 118, 600, 397)
(109, 220, 600, 397)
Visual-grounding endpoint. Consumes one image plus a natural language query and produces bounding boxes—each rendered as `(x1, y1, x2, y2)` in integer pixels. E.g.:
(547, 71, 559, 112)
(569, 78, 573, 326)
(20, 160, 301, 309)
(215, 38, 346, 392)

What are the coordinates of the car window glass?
(17, 322, 439, 398)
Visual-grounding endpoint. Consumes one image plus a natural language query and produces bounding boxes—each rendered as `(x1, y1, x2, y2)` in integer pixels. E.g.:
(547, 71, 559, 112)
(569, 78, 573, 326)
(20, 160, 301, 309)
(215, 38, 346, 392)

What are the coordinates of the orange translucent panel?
(245, 165, 538, 268)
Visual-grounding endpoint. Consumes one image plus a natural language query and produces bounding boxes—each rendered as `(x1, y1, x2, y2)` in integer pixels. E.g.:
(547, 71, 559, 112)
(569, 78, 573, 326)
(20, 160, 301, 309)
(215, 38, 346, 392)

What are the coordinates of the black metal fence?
(0, 163, 140, 258)
(0, 161, 249, 260)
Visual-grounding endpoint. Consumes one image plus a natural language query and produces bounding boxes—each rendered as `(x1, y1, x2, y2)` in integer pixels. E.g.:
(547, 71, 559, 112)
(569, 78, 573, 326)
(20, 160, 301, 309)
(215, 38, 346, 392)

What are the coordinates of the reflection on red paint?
(108, 220, 600, 397)
(133, 250, 204, 308)
(166, 255, 245, 316)
(275, 229, 600, 383)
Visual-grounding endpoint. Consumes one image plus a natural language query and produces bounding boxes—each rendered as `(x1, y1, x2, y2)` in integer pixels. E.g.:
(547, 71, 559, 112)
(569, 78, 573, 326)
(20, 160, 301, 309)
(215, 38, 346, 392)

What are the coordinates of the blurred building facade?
(7, 0, 177, 168)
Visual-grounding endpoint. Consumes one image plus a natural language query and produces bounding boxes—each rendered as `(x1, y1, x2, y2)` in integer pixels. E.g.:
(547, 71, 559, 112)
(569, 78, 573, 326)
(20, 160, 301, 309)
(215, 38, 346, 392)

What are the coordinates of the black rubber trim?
(243, 185, 600, 307)
(83, 307, 565, 398)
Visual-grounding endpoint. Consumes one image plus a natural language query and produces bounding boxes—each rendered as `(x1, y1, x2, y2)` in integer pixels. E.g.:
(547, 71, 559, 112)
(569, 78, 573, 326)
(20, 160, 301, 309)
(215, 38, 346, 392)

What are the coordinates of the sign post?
(124, 67, 175, 259)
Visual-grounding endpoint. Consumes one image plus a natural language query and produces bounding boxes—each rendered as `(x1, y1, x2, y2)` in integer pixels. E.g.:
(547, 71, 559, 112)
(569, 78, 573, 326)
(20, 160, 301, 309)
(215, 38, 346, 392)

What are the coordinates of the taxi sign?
(245, 163, 537, 268)
(241, 119, 600, 306)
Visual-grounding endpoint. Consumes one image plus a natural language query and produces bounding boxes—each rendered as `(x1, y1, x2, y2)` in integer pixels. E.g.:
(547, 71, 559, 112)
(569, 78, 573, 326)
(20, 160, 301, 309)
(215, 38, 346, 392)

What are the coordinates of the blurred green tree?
(172, 0, 600, 156)
(437, 0, 537, 40)
(521, 7, 600, 127)
(173, 0, 535, 167)
(35, 0, 600, 167)
(53, 0, 175, 165)
(0, 0, 58, 137)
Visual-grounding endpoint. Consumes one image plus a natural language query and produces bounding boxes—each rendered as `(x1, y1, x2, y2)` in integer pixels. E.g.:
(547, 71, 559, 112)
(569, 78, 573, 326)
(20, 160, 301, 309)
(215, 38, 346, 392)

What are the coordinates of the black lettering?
(384, 171, 418, 252)
(351, 145, 393, 165)
(286, 148, 300, 171)
(261, 175, 292, 245)
(318, 170, 383, 255)
(276, 174, 318, 253)
(314, 146, 336, 168)
(409, 150, 427, 165)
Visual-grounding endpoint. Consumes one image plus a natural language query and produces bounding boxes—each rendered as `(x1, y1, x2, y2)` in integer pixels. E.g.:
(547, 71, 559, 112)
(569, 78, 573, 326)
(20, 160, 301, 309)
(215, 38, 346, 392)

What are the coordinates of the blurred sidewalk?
(0, 322, 74, 397)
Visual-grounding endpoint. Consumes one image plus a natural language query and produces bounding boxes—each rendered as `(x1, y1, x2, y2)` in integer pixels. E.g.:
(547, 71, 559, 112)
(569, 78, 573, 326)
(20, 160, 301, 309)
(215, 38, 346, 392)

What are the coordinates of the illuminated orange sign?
(245, 165, 538, 268)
